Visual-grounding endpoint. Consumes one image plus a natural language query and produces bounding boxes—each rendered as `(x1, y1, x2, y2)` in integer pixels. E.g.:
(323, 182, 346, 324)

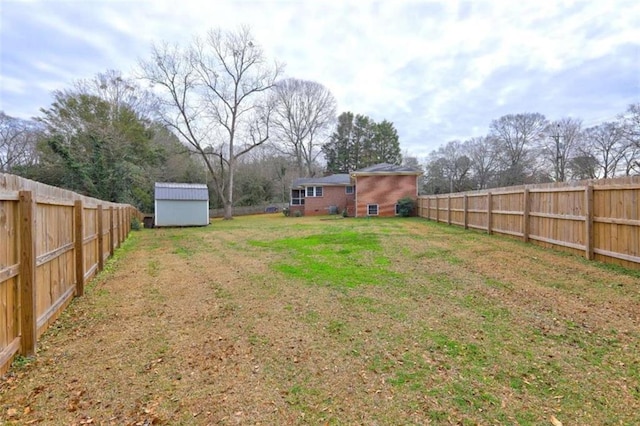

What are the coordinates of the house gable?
(352, 174, 419, 217)
(351, 163, 422, 218)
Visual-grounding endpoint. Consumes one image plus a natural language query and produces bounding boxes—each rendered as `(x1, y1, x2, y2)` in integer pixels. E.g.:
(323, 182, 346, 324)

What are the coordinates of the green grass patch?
(250, 230, 403, 288)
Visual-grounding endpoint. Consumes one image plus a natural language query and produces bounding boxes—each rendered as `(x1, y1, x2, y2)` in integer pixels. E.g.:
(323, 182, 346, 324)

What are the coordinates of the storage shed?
(154, 182, 209, 227)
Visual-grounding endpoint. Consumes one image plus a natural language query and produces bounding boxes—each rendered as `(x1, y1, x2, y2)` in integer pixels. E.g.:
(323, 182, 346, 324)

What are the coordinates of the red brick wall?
(289, 205, 304, 216)
(354, 175, 418, 217)
(299, 186, 355, 216)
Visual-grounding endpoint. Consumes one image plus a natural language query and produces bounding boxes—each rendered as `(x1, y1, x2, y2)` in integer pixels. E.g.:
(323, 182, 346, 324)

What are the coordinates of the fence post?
(122, 207, 126, 238)
(585, 184, 594, 260)
(74, 200, 84, 297)
(109, 206, 115, 256)
(125, 207, 130, 235)
(115, 207, 121, 248)
(18, 190, 37, 357)
(523, 188, 530, 242)
(447, 195, 452, 225)
(435, 197, 439, 223)
(463, 194, 468, 230)
(97, 204, 104, 272)
(487, 192, 493, 235)
(120, 207, 125, 244)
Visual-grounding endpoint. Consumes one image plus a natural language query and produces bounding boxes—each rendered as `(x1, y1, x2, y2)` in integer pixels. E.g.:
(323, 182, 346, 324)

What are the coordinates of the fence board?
(418, 176, 640, 269)
(83, 206, 99, 284)
(0, 198, 19, 360)
(19, 190, 36, 357)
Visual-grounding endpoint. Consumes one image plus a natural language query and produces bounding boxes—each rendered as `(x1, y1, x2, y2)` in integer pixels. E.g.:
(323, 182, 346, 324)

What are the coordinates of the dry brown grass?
(1, 215, 638, 425)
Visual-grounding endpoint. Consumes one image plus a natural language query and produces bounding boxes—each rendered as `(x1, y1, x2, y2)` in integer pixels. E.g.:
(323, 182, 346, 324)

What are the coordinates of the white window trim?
(306, 186, 323, 197)
(367, 204, 379, 216)
(291, 189, 305, 205)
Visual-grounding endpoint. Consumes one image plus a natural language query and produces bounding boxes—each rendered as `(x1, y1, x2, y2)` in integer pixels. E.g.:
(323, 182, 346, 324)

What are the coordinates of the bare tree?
(0, 112, 40, 172)
(541, 117, 582, 182)
(617, 103, 640, 174)
(401, 151, 423, 170)
(426, 140, 473, 193)
(580, 122, 625, 178)
(74, 69, 160, 122)
(568, 154, 598, 180)
(490, 112, 548, 185)
(619, 144, 640, 176)
(619, 103, 640, 148)
(465, 136, 499, 189)
(271, 78, 336, 176)
(140, 26, 283, 219)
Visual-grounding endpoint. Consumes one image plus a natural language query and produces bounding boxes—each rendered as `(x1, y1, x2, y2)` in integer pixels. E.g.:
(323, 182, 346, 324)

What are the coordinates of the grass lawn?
(1, 214, 639, 425)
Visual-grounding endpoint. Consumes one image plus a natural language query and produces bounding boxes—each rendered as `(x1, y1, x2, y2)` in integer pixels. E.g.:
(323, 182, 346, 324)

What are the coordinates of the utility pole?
(551, 123, 563, 182)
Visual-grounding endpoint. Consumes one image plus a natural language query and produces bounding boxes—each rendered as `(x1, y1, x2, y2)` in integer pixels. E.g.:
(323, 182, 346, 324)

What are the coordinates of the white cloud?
(0, 74, 27, 95)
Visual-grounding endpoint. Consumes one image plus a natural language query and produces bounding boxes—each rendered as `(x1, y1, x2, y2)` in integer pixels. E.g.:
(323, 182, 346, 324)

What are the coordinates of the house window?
(291, 189, 305, 205)
(395, 204, 400, 215)
(345, 185, 354, 194)
(306, 186, 323, 197)
(367, 204, 379, 216)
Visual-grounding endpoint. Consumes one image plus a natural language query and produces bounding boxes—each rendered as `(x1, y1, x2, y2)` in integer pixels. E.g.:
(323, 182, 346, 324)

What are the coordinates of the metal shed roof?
(154, 182, 209, 201)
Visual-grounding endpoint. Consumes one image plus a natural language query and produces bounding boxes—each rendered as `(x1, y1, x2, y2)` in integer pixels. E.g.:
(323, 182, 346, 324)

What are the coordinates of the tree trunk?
(224, 160, 234, 220)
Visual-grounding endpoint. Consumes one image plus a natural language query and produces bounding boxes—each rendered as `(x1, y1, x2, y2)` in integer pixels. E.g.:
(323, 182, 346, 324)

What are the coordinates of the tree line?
(423, 107, 639, 194)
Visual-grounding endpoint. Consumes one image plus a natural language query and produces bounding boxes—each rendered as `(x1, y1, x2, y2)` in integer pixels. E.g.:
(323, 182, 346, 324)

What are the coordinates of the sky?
(1, 0, 639, 158)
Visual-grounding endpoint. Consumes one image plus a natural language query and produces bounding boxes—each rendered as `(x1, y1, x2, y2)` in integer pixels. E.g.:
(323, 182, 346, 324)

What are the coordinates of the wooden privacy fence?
(0, 174, 142, 374)
(417, 176, 640, 270)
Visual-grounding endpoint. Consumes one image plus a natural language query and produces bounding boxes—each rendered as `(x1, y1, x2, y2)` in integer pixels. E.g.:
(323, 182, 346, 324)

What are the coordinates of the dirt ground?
(0, 216, 638, 425)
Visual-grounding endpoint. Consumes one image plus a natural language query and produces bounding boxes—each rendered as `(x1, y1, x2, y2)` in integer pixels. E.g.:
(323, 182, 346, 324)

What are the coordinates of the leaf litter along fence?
(0, 174, 142, 374)
(418, 176, 640, 270)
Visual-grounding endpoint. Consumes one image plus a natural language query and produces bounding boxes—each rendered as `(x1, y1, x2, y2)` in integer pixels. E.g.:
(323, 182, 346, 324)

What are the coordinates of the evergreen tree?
(370, 119, 402, 165)
(322, 112, 402, 174)
(323, 112, 354, 173)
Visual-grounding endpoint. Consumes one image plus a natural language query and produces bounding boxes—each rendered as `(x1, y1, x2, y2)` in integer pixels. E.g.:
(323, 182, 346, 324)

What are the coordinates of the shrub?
(131, 216, 142, 230)
(294, 210, 303, 217)
(396, 197, 416, 217)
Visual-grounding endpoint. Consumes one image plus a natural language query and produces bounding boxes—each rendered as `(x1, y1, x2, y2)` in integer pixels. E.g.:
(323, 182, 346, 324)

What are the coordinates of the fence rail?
(0, 174, 141, 374)
(418, 176, 640, 270)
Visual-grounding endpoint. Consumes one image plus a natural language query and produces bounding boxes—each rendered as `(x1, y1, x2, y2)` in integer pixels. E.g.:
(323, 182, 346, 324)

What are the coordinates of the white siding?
(155, 200, 209, 227)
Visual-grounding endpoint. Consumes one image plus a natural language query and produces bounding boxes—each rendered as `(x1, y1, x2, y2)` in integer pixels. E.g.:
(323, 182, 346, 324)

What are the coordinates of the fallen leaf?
(7, 408, 18, 417)
(550, 415, 563, 426)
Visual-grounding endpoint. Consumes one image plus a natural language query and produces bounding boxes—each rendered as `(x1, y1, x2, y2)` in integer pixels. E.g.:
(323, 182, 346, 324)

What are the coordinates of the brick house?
(289, 163, 422, 217)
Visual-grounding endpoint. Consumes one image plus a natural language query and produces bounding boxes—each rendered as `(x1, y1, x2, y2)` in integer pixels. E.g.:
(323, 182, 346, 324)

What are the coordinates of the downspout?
(353, 175, 358, 218)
